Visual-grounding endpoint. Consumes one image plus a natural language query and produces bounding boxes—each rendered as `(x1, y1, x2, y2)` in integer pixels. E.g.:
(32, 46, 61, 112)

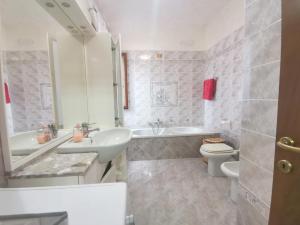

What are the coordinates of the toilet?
(221, 161, 240, 203)
(200, 143, 239, 177)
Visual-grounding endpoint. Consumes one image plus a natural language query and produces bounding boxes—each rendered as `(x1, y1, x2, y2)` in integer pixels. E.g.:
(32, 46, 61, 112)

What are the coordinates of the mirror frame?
(122, 53, 129, 110)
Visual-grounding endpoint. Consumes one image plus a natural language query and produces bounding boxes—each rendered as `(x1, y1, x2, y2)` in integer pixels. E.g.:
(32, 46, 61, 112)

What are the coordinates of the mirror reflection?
(1, 0, 87, 163)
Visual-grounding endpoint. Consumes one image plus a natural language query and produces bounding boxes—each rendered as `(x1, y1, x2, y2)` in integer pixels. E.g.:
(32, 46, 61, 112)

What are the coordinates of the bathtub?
(132, 127, 218, 138)
(128, 127, 219, 161)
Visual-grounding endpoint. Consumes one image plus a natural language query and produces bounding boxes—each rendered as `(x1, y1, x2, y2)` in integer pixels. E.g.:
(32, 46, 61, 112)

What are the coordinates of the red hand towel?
(203, 79, 216, 100)
(4, 82, 11, 104)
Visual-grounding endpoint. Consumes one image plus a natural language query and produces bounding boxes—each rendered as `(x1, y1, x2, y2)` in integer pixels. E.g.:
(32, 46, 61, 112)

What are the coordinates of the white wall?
(1, 26, 49, 51)
(203, 0, 245, 49)
(84, 33, 115, 128)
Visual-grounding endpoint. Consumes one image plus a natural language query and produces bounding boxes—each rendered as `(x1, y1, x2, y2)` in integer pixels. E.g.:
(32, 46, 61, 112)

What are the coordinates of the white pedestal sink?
(57, 128, 132, 163)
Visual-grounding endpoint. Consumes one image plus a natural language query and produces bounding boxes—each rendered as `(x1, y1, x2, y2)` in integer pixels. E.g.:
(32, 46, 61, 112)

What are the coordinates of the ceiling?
(96, 0, 239, 50)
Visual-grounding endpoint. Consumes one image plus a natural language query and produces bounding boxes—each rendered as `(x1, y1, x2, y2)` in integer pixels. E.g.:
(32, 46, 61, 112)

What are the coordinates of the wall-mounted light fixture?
(45, 2, 55, 7)
(61, 2, 71, 8)
(140, 54, 151, 61)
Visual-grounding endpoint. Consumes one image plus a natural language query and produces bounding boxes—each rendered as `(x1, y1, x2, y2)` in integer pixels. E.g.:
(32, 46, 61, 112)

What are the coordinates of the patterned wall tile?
(242, 100, 278, 137)
(238, 1, 282, 223)
(124, 50, 206, 128)
(240, 129, 275, 172)
(239, 157, 273, 205)
(203, 27, 245, 148)
(243, 61, 280, 100)
(3, 50, 54, 133)
(237, 186, 269, 225)
(245, 0, 281, 37)
(245, 21, 281, 68)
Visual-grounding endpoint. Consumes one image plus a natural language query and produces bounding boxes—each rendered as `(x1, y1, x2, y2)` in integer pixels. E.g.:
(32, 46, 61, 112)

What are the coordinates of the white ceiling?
(96, 0, 242, 50)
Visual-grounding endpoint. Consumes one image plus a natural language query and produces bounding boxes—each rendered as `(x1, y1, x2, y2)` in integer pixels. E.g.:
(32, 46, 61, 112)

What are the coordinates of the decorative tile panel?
(151, 81, 178, 107)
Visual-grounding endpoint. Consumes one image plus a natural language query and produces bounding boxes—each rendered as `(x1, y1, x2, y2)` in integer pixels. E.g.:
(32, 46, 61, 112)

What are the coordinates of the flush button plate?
(277, 160, 293, 174)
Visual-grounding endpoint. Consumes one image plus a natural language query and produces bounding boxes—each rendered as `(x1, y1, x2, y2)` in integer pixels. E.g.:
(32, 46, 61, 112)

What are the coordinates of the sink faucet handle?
(157, 119, 163, 125)
(82, 122, 96, 127)
(48, 123, 58, 138)
(81, 122, 90, 136)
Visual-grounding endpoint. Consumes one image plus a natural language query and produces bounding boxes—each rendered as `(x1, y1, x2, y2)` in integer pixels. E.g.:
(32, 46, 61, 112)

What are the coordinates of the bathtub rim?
(130, 127, 220, 139)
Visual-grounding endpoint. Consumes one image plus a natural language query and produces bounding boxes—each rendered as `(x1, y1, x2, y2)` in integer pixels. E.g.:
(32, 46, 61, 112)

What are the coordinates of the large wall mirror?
(0, 0, 89, 171)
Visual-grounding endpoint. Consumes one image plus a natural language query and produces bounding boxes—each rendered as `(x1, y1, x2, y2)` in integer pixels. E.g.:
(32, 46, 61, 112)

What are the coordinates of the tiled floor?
(127, 158, 237, 225)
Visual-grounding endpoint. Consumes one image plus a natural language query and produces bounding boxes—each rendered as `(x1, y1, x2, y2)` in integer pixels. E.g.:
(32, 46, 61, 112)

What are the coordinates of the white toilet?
(200, 143, 239, 177)
(221, 161, 239, 203)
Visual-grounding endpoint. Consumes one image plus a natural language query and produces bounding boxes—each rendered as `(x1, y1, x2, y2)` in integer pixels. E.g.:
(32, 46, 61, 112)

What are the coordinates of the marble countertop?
(9, 153, 98, 179)
(11, 155, 27, 164)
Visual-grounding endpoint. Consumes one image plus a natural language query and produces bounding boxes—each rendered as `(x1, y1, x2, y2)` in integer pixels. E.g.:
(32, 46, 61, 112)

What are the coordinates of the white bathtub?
(132, 127, 218, 138)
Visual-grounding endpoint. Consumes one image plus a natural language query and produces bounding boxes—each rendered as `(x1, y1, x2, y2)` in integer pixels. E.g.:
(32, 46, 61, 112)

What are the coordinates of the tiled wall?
(123, 51, 206, 128)
(3, 51, 54, 133)
(204, 27, 245, 148)
(238, 0, 281, 224)
(123, 29, 245, 149)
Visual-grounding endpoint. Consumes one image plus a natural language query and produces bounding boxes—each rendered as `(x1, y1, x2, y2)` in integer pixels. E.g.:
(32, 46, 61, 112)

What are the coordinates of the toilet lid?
(200, 143, 233, 153)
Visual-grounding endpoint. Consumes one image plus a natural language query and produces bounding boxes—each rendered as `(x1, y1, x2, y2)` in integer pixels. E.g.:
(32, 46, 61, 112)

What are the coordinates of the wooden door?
(269, 1, 300, 224)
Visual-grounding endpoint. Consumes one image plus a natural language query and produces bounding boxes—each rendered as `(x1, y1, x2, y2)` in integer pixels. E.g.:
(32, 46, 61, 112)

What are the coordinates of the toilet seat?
(200, 143, 233, 153)
(200, 148, 239, 158)
(199, 143, 239, 177)
(200, 143, 238, 158)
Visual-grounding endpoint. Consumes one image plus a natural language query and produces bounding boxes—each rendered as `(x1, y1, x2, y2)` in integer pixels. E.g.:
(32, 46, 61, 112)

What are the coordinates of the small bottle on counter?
(36, 123, 51, 144)
(36, 128, 46, 144)
(43, 125, 52, 142)
(73, 123, 83, 143)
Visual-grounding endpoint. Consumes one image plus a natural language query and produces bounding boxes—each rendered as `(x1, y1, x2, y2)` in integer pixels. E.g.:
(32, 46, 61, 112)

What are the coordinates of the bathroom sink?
(58, 128, 132, 162)
(10, 130, 71, 156)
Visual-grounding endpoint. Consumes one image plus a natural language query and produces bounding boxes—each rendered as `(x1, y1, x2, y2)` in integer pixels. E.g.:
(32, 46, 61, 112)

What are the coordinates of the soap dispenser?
(73, 123, 83, 143)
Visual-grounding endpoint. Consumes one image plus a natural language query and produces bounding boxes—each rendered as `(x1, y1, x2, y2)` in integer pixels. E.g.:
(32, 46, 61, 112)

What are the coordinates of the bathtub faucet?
(149, 119, 163, 128)
(149, 119, 163, 135)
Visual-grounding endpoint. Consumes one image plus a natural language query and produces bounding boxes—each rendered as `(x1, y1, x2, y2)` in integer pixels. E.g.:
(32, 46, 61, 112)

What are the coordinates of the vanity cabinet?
(7, 153, 117, 188)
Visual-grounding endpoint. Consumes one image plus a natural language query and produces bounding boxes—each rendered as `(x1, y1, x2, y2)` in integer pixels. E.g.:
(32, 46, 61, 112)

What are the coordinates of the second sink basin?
(57, 128, 132, 163)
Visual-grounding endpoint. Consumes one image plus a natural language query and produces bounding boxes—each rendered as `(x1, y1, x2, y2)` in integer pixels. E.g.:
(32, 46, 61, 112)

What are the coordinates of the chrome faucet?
(149, 119, 163, 135)
(48, 123, 58, 139)
(81, 122, 100, 137)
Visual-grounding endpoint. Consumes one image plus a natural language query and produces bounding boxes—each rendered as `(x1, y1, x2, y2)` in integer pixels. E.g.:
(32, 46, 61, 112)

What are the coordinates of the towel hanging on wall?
(202, 78, 216, 100)
(4, 82, 11, 104)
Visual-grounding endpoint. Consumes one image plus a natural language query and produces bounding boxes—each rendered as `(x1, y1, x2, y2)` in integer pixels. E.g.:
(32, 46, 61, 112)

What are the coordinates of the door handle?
(277, 137, 300, 153)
